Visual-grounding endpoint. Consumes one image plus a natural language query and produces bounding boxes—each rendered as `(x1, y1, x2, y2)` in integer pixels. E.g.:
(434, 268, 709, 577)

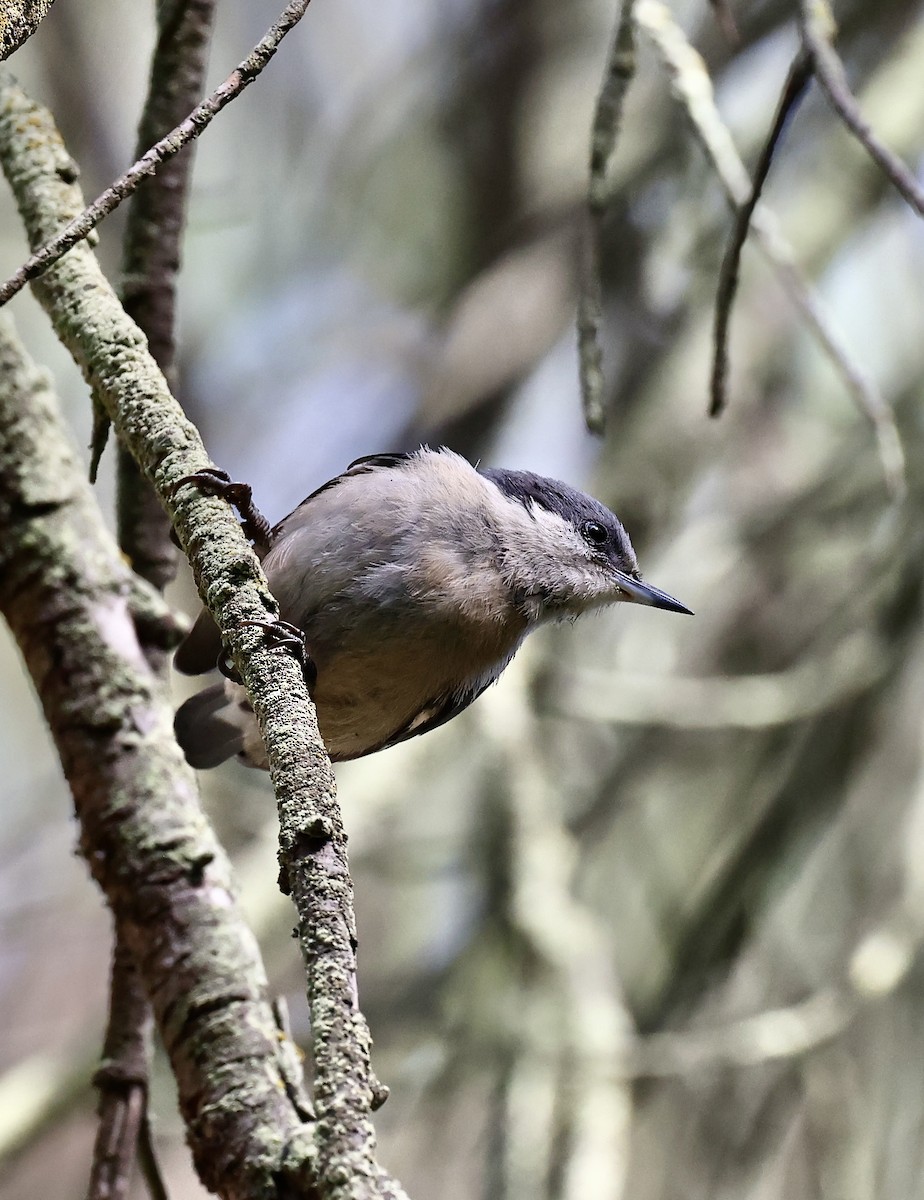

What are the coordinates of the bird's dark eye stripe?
(581, 520, 608, 546)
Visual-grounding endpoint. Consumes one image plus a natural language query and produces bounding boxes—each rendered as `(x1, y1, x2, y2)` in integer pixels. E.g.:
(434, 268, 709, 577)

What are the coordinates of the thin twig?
(0, 0, 312, 309)
(137, 1119, 170, 1200)
(799, 0, 924, 219)
(636, 0, 906, 498)
(87, 942, 153, 1200)
(710, 51, 812, 418)
(578, 0, 638, 435)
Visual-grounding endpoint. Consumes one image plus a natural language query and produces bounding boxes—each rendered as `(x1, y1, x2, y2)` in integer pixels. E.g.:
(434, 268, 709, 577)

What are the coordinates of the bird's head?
(480, 467, 692, 624)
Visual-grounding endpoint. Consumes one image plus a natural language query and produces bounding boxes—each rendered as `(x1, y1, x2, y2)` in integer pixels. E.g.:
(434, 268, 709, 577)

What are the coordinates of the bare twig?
(636, 0, 906, 498)
(578, 0, 638, 435)
(799, 0, 924, 219)
(0, 0, 312, 309)
(87, 942, 153, 1200)
(710, 51, 811, 418)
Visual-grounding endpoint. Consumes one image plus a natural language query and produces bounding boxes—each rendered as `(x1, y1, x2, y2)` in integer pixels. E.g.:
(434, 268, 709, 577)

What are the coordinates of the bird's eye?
(581, 520, 608, 547)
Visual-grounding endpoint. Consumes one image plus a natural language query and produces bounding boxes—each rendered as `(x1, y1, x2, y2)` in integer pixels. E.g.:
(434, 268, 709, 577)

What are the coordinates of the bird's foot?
(172, 468, 274, 553)
(240, 619, 318, 690)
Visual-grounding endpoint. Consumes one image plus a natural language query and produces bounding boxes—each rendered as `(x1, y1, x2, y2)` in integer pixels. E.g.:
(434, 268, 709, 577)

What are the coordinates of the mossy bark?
(0, 312, 317, 1198)
(0, 75, 403, 1199)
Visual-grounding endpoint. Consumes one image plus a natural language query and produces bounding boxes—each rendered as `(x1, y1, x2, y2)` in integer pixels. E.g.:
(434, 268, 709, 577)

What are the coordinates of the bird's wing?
(272, 451, 416, 537)
(375, 677, 495, 754)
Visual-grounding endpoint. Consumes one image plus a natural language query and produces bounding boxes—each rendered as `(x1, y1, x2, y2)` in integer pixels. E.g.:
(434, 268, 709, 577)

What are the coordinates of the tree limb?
(0, 79, 404, 1199)
(89, 4, 220, 1197)
(0, 309, 317, 1199)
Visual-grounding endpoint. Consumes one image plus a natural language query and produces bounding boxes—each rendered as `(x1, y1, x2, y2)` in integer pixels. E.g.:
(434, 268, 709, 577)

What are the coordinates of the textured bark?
(0, 312, 317, 1199)
(0, 0, 56, 60)
(89, 5, 220, 1196)
(0, 77, 404, 1199)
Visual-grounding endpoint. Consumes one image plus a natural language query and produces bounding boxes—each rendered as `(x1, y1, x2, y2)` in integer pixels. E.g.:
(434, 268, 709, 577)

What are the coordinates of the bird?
(173, 446, 691, 769)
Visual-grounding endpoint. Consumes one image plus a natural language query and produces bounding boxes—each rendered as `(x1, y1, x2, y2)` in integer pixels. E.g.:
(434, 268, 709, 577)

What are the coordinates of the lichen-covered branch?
(0, 310, 317, 1199)
(0, 78, 404, 1199)
(89, 4, 220, 1195)
(0, 0, 56, 60)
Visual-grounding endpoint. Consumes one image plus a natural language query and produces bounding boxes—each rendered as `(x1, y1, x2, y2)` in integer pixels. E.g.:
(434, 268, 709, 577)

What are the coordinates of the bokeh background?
(3, 1, 924, 1197)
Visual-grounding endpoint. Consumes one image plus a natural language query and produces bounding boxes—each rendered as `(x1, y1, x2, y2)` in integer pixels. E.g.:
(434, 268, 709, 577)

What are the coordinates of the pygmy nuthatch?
(174, 446, 691, 769)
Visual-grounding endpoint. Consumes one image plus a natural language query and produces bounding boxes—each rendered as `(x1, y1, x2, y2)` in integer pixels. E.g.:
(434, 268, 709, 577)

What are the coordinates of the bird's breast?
(309, 611, 524, 760)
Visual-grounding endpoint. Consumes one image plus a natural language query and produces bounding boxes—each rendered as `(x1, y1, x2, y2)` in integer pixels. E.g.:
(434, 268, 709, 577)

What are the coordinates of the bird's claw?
(172, 468, 274, 552)
(240, 619, 317, 690)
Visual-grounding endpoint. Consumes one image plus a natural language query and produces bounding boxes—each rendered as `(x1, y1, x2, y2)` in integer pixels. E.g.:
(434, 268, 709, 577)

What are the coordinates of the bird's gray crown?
(479, 467, 637, 570)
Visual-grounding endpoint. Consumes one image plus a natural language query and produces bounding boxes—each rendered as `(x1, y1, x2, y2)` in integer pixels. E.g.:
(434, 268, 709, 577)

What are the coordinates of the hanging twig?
(798, 0, 924, 219)
(635, 0, 906, 499)
(0, 0, 312, 309)
(578, 0, 639, 435)
(709, 51, 811, 418)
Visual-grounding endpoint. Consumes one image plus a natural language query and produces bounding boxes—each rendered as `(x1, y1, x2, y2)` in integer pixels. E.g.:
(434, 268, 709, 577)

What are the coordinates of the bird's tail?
(174, 683, 245, 769)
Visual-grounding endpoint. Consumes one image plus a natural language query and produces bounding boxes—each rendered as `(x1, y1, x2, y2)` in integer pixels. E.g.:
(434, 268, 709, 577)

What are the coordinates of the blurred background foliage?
(2, 0, 924, 1197)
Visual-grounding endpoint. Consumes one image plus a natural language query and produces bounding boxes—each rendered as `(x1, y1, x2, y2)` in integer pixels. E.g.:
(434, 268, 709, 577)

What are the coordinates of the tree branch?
(0, 0, 312, 309)
(0, 0, 56, 60)
(0, 309, 317, 1199)
(0, 79, 404, 1199)
(633, 0, 907, 499)
(89, 4, 220, 1197)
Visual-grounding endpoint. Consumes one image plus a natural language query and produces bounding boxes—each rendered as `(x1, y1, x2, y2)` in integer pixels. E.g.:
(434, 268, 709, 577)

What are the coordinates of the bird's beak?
(613, 571, 693, 615)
